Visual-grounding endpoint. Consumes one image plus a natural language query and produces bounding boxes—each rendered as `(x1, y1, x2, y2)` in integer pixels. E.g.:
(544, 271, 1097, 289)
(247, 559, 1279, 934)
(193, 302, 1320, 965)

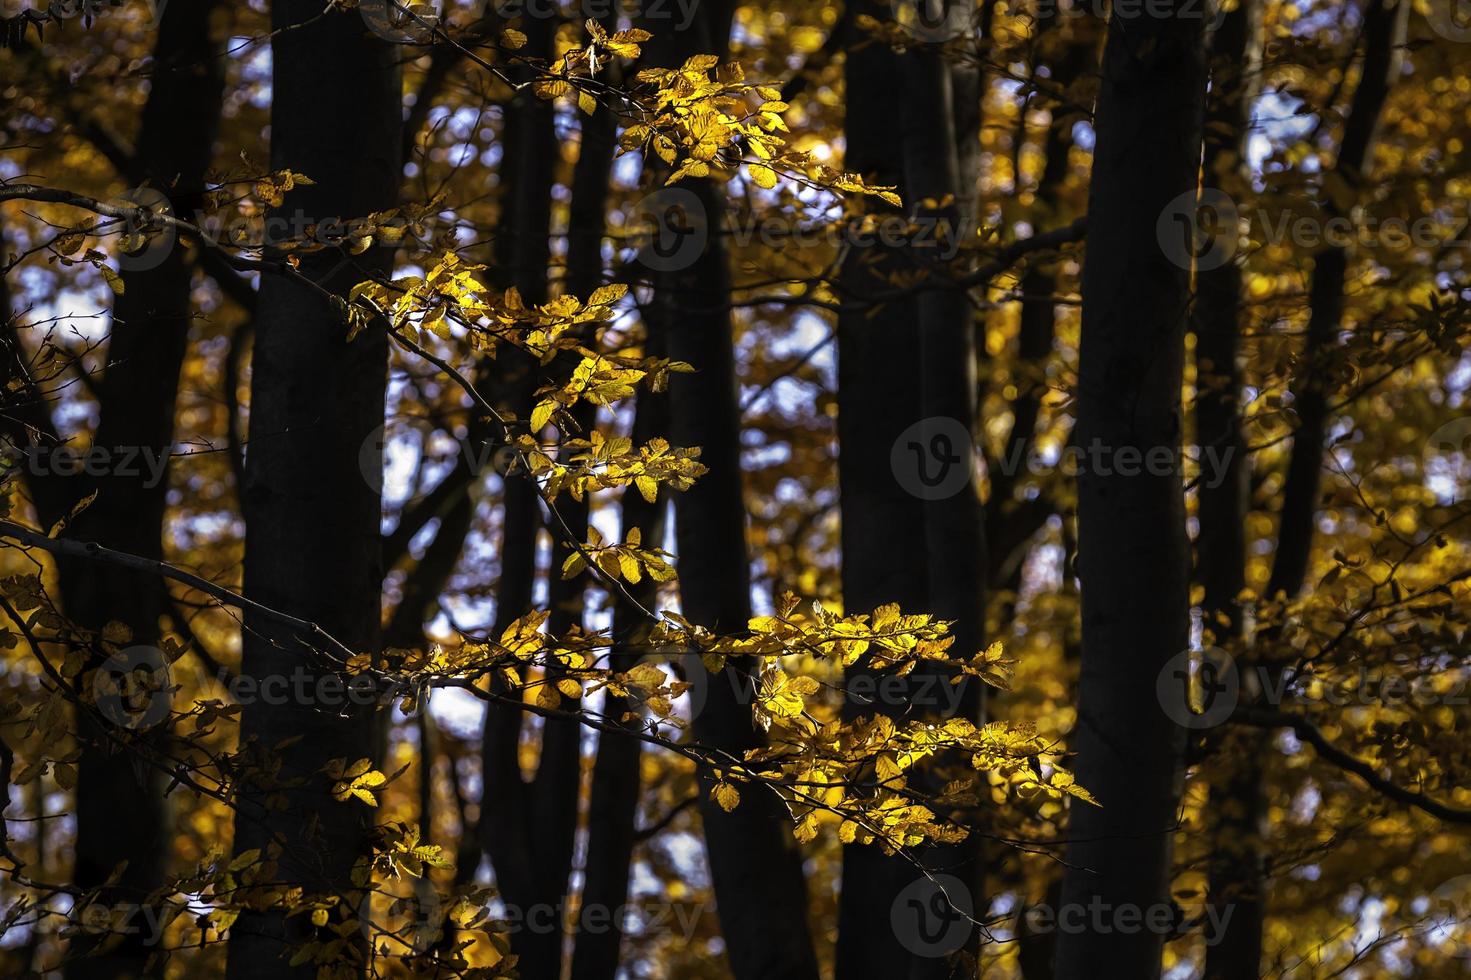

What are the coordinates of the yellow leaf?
(714, 782, 740, 812)
(748, 164, 779, 189)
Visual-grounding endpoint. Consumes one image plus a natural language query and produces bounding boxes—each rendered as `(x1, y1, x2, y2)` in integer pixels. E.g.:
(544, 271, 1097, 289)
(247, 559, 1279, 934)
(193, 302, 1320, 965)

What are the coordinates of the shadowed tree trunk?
(41, 6, 226, 977)
(639, 5, 820, 978)
(1192, 3, 1264, 977)
(469, 13, 582, 978)
(900, 9, 989, 975)
(987, 18, 1096, 592)
(1052, 3, 1207, 978)
(1006, 24, 1096, 980)
(834, 2, 933, 976)
(1207, 4, 1406, 974)
(568, 376, 669, 980)
(1269, 0, 1407, 603)
(226, 3, 400, 976)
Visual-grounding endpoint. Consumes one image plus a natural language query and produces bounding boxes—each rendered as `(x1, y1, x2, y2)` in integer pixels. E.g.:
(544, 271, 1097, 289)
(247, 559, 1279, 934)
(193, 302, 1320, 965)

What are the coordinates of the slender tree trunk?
(834, 2, 933, 976)
(514, 40, 622, 972)
(1193, 4, 1264, 977)
(48, 6, 225, 977)
(226, 4, 400, 976)
(1269, 0, 1407, 602)
(901, 13, 990, 975)
(1052, 4, 1207, 978)
(467, 14, 588, 977)
(637, 6, 820, 977)
(1207, 5, 1406, 974)
(568, 377, 669, 980)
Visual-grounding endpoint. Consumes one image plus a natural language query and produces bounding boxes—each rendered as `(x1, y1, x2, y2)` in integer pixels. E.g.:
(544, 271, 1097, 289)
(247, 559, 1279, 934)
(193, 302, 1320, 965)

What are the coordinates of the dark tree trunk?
(986, 22, 1095, 590)
(1194, 4, 1265, 978)
(637, 6, 820, 977)
(1209, 5, 1406, 975)
(226, 3, 400, 976)
(467, 14, 588, 978)
(834, 3, 933, 976)
(901, 15, 989, 975)
(1053, 4, 1207, 978)
(568, 377, 669, 980)
(51, 6, 225, 978)
(1268, 0, 1407, 602)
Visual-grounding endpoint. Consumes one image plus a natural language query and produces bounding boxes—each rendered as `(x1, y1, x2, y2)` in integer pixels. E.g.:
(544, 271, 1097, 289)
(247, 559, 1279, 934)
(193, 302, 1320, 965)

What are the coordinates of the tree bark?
(226, 3, 400, 976)
(1053, 4, 1207, 978)
(639, 6, 820, 977)
(1194, 4, 1265, 977)
(568, 377, 669, 980)
(900, 12, 989, 975)
(1268, 0, 1407, 602)
(1208, 5, 1406, 975)
(49, 6, 225, 977)
(834, 3, 933, 976)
